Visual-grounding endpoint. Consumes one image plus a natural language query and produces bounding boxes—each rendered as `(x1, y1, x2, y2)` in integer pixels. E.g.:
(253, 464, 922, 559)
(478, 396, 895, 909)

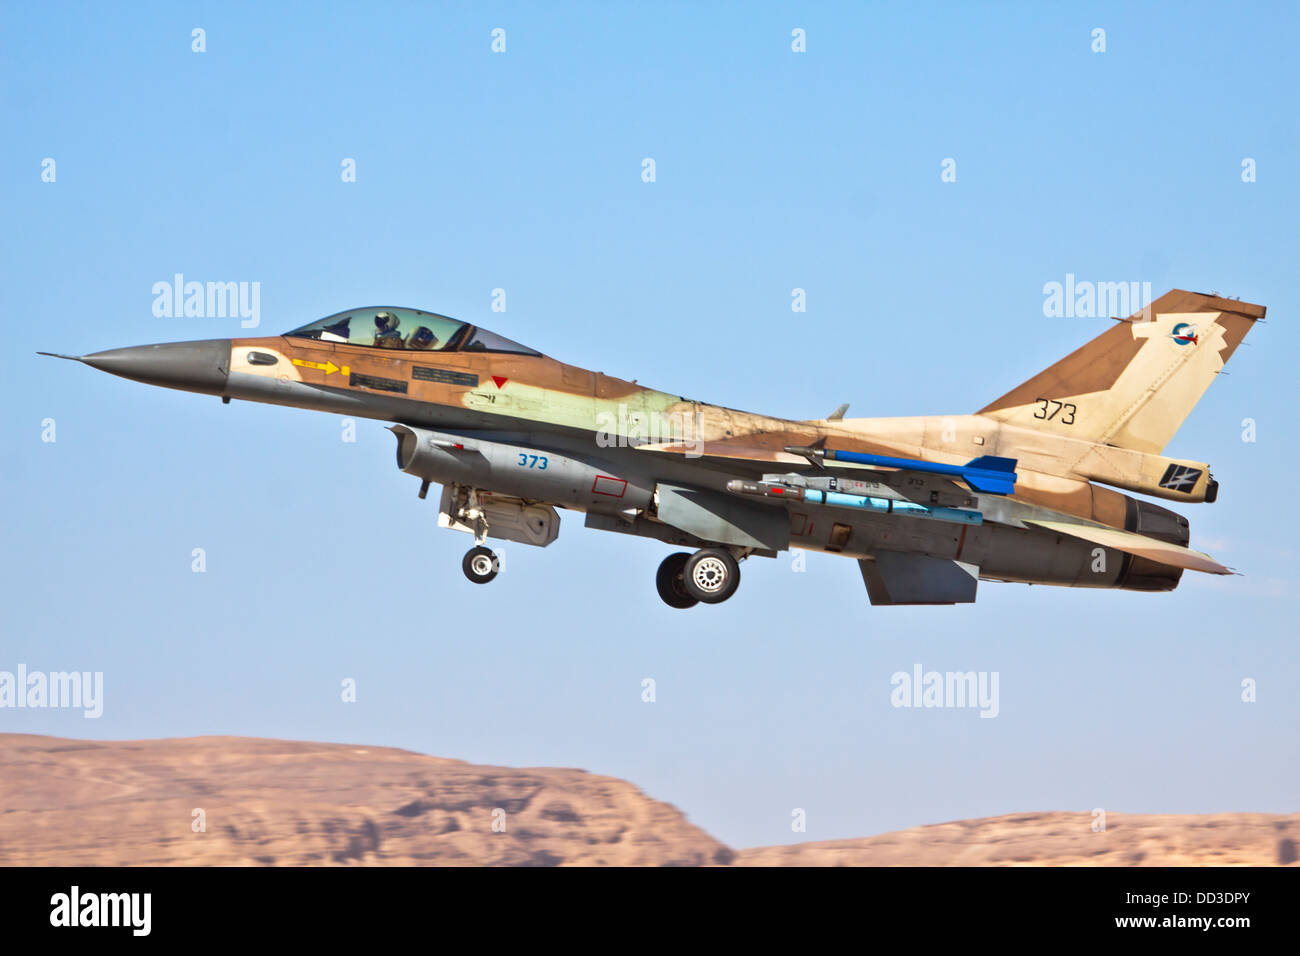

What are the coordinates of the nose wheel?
(462, 545, 500, 584)
(656, 548, 741, 607)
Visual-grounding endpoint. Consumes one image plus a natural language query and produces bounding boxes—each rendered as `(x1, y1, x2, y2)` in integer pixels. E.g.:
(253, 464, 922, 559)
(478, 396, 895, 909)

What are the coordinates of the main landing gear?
(655, 548, 742, 608)
(462, 545, 500, 584)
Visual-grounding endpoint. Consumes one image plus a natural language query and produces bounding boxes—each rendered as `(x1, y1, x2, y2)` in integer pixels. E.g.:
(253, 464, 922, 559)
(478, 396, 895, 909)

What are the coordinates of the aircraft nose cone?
(81, 339, 230, 395)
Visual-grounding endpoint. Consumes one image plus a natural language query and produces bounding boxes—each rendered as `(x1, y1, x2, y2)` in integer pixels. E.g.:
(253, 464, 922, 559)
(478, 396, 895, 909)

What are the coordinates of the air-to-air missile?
(725, 474, 984, 526)
(783, 446, 1019, 495)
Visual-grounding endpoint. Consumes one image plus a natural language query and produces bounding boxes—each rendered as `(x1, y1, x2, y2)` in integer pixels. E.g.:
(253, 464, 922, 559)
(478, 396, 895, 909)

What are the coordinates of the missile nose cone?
(80, 339, 231, 394)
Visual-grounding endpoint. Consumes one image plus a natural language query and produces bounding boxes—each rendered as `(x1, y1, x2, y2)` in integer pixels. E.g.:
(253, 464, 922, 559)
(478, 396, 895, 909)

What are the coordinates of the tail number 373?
(517, 453, 549, 469)
(1034, 398, 1077, 424)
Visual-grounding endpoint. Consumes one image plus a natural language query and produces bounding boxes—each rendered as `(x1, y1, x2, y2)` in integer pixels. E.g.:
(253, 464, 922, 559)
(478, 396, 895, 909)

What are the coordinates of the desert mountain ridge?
(1, 734, 1294, 866)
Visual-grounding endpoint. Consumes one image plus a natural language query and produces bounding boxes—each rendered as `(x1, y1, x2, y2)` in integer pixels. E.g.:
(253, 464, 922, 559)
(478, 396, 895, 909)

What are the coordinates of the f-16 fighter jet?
(41, 289, 1263, 607)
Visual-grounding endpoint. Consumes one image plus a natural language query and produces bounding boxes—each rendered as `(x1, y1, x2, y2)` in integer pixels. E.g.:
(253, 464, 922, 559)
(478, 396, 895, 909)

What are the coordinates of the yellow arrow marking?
(292, 358, 342, 375)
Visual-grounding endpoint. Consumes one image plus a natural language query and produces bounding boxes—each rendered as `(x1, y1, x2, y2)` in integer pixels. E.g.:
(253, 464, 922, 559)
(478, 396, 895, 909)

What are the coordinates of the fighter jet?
(40, 289, 1263, 606)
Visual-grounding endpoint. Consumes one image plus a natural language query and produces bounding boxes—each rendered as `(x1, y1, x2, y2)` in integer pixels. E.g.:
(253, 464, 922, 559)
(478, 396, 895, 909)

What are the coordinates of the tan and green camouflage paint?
(227, 289, 1264, 536)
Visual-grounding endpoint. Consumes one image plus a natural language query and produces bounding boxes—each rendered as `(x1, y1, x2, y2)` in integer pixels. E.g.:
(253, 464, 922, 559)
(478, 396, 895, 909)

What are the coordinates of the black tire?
(682, 548, 741, 604)
(462, 546, 499, 584)
(656, 552, 698, 608)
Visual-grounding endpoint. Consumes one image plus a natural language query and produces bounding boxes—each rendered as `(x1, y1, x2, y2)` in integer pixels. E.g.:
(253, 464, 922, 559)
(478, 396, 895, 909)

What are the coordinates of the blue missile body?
(784, 446, 1018, 495)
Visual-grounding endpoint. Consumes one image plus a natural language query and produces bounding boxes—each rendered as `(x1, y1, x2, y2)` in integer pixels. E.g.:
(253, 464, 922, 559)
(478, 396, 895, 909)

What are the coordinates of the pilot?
(372, 312, 403, 348)
(408, 326, 439, 350)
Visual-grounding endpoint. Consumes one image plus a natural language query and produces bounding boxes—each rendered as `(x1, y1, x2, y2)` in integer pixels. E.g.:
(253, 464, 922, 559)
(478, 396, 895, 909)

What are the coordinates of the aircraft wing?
(628, 439, 985, 560)
(634, 440, 814, 469)
(1023, 519, 1232, 575)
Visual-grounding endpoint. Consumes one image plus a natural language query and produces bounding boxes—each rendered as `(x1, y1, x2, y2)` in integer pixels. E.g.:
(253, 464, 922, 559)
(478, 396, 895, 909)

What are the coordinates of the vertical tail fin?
(978, 290, 1265, 453)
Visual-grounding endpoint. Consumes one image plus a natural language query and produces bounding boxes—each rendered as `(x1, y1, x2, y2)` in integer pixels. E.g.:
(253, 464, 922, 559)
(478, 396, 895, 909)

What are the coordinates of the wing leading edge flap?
(860, 553, 980, 606)
(1023, 519, 1231, 575)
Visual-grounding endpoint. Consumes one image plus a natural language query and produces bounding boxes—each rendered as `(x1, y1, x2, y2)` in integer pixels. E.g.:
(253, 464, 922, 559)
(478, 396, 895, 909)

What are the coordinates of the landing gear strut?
(462, 545, 500, 584)
(656, 548, 742, 607)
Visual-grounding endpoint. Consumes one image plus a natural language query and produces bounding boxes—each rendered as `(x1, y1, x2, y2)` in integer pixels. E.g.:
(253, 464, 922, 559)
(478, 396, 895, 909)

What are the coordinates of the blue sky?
(2, 2, 1296, 849)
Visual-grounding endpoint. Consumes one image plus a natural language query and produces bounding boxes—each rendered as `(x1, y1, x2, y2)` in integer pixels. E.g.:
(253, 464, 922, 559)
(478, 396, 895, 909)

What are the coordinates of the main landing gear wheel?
(656, 552, 698, 609)
(682, 548, 741, 604)
(462, 546, 500, 584)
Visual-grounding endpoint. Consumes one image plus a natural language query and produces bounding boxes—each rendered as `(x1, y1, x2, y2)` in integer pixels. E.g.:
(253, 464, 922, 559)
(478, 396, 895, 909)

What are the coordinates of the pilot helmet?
(410, 326, 436, 347)
(374, 311, 399, 332)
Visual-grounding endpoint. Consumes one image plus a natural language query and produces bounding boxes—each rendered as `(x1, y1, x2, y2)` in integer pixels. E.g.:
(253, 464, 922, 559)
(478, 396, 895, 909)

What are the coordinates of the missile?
(783, 446, 1017, 495)
(725, 479, 982, 526)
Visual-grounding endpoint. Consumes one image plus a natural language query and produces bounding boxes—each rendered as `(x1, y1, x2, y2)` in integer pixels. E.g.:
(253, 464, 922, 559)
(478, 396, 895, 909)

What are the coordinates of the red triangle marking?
(491, 375, 509, 389)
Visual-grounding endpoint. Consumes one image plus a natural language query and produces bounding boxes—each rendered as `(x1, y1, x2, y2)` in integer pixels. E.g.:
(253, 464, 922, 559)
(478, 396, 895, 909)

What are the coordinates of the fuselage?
(69, 314, 1189, 595)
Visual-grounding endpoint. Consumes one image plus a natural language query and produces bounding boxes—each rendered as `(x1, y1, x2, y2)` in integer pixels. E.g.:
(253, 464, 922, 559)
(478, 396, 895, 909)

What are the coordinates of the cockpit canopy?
(284, 307, 542, 356)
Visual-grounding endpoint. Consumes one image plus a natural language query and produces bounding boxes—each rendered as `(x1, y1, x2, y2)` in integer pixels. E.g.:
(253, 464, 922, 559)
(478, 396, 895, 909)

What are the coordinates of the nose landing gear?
(462, 545, 500, 584)
(655, 548, 741, 607)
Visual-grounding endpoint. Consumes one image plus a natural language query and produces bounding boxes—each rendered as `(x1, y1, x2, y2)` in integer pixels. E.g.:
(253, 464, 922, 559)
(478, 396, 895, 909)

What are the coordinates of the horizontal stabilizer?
(1024, 519, 1231, 575)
